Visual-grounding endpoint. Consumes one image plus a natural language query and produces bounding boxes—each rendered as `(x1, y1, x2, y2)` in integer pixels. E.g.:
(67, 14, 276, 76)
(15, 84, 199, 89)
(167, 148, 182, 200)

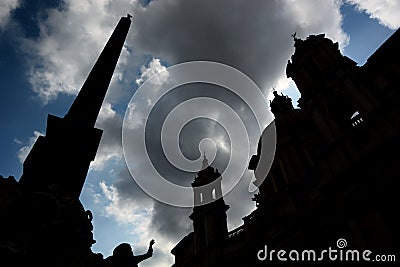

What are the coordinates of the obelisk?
(20, 15, 132, 198)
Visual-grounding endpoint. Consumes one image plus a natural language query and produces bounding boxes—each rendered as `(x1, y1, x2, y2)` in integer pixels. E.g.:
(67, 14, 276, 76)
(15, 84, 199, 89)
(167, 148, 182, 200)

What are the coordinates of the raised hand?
(149, 239, 155, 247)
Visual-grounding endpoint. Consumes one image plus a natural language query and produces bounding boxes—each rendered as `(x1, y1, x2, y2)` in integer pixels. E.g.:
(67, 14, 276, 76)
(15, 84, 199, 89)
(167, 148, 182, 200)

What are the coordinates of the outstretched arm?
(133, 240, 155, 264)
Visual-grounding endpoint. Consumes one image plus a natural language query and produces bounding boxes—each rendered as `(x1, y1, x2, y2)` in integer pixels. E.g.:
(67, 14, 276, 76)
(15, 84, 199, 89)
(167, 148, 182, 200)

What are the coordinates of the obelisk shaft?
(20, 15, 131, 198)
(65, 15, 131, 127)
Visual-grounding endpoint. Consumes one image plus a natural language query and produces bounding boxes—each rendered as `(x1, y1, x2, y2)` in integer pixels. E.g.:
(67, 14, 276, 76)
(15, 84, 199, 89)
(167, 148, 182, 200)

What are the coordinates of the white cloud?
(98, 102, 118, 122)
(124, 58, 169, 130)
(98, 181, 175, 267)
(99, 180, 152, 225)
(136, 58, 169, 86)
(0, 0, 19, 29)
(89, 140, 122, 171)
(13, 138, 22, 145)
(125, 101, 146, 130)
(346, 0, 400, 29)
(21, 0, 138, 103)
(91, 102, 123, 171)
(17, 131, 44, 163)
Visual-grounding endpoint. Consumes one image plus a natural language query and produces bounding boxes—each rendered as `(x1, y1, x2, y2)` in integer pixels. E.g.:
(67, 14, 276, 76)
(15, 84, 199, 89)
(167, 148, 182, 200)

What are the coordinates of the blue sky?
(0, 1, 398, 266)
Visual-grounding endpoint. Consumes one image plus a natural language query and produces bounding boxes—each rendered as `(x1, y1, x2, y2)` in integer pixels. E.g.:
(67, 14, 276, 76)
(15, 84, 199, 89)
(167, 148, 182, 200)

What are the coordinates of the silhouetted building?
(172, 30, 400, 266)
(0, 15, 131, 267)
(172, 156, 229, 267)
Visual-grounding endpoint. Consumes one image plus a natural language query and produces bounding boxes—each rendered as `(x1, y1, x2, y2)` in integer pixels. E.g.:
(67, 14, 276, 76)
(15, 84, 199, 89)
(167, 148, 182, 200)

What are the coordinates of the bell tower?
(189, 155, 229, 254)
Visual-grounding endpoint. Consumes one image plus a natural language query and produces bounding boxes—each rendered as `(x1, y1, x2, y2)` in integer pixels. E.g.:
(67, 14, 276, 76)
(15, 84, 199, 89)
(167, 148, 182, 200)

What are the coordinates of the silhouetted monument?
(172, 30, 400, 266)
(19, 15, 131, 198)
(0, 15, 131, 267)
(105, 239, 155, 267)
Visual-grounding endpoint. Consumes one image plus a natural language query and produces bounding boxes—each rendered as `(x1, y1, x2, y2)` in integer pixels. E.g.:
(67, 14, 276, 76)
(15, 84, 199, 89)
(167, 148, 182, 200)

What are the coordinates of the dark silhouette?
(19, 15, 132, 198)
(172, 157, 229, 267)
(0, 15, 132, 267)
(172, 30, 400, 266)
(105, 240, 155, 267)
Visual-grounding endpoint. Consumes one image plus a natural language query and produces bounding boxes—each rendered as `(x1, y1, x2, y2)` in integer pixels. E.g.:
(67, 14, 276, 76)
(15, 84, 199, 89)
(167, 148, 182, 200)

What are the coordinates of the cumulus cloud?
(21, 0, 138, 103)
(95, 169, 187, 267)
(21, 0, 348, 103)
(124, 57, 170, 130)
(0, 0, 20, 30)
(135, 58, 169, 86)
(100, 180, 153, 226)
(17, 131, 44, 163)
(346, 0, 400, 29)
(91, 102, 123, 170)
(131, 0, 348, 95)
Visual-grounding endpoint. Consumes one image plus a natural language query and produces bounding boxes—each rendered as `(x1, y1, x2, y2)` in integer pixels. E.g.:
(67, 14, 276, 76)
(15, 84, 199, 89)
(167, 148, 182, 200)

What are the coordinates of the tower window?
(351, 111, 363, 127)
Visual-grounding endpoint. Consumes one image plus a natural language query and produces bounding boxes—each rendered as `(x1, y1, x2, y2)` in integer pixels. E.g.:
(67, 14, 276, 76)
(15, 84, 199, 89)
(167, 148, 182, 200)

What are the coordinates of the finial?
(201, 151, 209, 170)
(127, 14, 133, 20)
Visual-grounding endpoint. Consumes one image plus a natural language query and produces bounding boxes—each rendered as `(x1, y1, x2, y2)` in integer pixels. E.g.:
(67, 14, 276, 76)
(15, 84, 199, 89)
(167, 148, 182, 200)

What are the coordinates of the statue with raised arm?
(105, 239, 155, 267)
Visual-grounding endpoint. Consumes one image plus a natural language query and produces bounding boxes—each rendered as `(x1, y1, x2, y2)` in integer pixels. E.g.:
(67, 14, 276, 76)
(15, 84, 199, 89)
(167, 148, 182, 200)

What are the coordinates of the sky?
(0, 0, 398, 266)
